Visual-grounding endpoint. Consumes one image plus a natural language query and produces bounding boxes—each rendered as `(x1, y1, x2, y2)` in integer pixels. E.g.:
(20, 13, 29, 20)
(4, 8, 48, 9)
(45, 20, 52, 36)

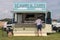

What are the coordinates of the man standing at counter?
(35, 17, 43, 36)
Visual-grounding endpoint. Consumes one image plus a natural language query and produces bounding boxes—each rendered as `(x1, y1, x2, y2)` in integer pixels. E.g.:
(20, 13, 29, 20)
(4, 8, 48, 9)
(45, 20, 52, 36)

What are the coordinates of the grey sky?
(0, 0, 60, 19)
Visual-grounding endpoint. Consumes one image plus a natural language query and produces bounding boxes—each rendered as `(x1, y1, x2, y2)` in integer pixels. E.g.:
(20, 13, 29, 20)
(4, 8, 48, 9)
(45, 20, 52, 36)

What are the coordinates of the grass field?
(0, 30, 60, 40)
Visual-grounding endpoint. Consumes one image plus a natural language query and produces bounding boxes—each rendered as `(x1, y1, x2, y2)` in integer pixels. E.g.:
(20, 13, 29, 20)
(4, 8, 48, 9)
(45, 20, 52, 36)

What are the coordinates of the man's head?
(37, 17, 40, 19)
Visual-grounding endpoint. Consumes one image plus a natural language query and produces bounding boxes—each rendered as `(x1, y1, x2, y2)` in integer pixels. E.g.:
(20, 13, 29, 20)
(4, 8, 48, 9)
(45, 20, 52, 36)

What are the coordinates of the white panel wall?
(15, 13, 17, 22)
(17, 14, 22, 24)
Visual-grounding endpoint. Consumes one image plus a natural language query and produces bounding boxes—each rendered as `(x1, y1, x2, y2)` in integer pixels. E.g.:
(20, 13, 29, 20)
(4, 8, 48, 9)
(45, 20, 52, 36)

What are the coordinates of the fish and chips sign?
(14, 3, 46, 11)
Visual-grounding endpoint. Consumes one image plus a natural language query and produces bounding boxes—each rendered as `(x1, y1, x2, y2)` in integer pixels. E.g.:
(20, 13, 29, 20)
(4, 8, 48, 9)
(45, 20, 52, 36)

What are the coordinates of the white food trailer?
(12, 2, 52, 36)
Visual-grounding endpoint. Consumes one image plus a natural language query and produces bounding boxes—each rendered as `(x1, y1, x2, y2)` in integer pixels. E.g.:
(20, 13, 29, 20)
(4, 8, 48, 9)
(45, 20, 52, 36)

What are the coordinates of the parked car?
(52, 23, 60, 32)
(7, 20, 13, 35)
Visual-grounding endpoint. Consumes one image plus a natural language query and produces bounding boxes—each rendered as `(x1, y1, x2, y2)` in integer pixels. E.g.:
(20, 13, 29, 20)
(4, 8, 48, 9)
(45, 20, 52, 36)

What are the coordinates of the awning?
(12, 10, 48, 13)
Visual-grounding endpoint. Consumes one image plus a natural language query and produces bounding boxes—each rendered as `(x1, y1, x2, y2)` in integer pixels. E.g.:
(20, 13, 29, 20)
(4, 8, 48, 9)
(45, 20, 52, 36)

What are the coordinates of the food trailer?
(13, 2, 52, 36)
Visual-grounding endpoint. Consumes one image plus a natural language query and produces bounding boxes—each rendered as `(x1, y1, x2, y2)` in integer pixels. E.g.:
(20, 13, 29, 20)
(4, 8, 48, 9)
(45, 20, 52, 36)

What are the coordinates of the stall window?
(25, 14, 35, 21)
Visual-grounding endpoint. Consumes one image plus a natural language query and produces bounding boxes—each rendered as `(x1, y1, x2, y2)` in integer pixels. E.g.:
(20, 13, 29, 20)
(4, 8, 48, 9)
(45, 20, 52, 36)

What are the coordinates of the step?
(13, 27, 47, 32)
(13, 31, 47, 36)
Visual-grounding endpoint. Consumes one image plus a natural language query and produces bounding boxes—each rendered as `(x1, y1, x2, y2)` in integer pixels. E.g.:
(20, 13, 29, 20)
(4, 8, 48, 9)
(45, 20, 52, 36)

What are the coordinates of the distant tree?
(1, 18, 13, 24)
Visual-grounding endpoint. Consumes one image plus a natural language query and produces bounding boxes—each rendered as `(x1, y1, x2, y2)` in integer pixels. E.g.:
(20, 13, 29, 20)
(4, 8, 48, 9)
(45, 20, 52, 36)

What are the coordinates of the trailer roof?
(12, 10, 49, 13)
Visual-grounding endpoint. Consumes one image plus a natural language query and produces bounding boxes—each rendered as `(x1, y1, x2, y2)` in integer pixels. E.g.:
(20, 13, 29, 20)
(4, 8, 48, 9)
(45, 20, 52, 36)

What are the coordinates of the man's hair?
(37, 17, 40, 19)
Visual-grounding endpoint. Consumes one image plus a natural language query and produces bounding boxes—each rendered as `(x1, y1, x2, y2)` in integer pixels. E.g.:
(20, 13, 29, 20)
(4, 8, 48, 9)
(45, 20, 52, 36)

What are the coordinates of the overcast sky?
(0, 0, 60, 19)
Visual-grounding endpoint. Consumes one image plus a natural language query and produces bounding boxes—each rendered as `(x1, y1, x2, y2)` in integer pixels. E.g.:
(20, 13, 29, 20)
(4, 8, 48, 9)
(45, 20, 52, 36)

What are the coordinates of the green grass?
(0, 30, 60, 40)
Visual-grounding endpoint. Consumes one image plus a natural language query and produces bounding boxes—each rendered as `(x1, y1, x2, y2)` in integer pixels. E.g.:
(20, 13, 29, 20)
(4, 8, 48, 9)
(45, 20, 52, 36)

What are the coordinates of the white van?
(56, 23, 60, 27)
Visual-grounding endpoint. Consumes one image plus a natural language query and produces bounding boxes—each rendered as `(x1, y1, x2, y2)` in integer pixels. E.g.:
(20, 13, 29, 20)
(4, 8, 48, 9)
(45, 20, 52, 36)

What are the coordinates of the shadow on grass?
(47, 32, 60, 35)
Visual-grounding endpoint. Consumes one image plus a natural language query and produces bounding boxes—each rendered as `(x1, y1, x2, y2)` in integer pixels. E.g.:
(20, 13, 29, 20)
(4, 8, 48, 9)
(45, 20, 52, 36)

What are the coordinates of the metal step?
(13, 31, 47, 36)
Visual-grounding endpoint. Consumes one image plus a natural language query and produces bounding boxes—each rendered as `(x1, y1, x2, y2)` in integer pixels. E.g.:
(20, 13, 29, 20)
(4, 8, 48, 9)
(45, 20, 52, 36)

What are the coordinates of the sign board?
(14, 3, 46, 11)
